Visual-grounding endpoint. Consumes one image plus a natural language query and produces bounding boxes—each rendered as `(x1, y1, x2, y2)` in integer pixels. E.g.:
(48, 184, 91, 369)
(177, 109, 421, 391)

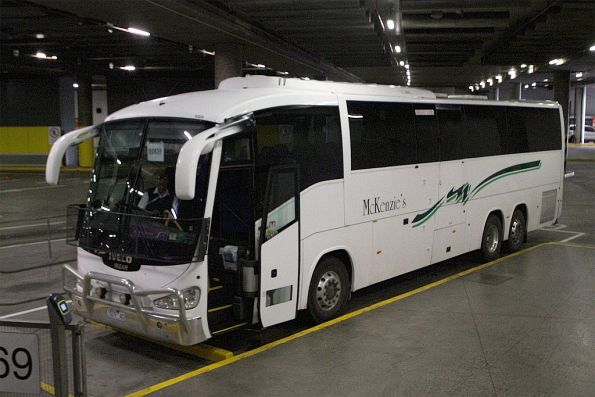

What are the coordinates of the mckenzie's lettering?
(363, 194, 407, 216)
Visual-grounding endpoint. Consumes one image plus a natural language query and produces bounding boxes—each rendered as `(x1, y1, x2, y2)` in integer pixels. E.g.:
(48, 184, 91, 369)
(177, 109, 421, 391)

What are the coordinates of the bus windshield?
(70, 118, 215, 268)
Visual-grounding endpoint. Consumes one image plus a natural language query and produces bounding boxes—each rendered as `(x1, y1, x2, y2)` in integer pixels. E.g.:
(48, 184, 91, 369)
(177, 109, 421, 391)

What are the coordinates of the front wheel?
(507, 209, 526, 253)
(307, 257, 350, 323)
(481, 214, 503, 261)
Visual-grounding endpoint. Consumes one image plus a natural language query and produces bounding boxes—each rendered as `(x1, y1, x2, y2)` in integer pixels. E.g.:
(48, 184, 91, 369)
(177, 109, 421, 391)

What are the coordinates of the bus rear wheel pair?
(481, 209, 526, 261)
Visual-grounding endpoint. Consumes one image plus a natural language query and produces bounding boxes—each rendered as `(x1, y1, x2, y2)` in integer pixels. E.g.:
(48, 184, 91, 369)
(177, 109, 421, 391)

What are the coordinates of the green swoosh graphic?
(412, 197, 444, 228)
(411, 160, 541, 227)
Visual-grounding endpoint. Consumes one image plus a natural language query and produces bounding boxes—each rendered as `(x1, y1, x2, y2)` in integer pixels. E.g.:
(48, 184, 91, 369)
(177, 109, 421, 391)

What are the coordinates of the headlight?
(153, 287, 200, 310)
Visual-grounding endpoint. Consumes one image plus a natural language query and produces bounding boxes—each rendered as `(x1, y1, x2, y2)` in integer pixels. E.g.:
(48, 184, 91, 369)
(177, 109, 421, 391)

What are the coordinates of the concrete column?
(59, 77, 77, 166)
(511, 82, 522, 100)
(214, 43, 243, 88)
(76, 75, 94, 167)
(553, 71, 570, 131)
(494, 86, 500, 101)
(76, 75, 93, 127)
(574, 86, 586, 143)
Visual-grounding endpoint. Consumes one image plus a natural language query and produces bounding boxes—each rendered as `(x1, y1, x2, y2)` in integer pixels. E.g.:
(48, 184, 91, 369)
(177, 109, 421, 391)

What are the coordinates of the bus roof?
(105, 75, 558, 124)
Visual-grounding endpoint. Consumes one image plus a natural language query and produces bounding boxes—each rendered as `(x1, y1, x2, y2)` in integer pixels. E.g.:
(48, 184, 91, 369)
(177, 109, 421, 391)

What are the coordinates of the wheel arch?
(299, 246, 355, 310)
(481, 208, 504, 240)
(511, 203, 528, 242)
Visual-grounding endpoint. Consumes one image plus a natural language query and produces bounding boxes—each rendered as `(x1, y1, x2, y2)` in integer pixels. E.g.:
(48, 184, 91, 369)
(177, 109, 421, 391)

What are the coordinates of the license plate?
(106, 307, 126, 321)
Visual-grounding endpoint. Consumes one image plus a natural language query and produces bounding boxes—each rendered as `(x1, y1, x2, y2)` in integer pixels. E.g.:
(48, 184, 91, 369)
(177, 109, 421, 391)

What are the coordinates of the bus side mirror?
(46, 126, 98, 185)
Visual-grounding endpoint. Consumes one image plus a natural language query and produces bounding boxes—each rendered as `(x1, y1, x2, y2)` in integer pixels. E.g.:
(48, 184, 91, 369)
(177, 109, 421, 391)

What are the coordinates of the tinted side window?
(414, 105, 439, 163)
(437, 104, 464, 161)
(462, 105, 505, 157)
(348, 101, 416, 169)
(507, 107, 561, 152)
(254, 106, 343, 191)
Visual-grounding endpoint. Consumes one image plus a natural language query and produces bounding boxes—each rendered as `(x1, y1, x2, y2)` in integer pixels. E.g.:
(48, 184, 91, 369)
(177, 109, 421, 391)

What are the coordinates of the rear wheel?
(481, 214, 503, 261)
(507, 209, 526, 253)
(307, 256, 349, 323)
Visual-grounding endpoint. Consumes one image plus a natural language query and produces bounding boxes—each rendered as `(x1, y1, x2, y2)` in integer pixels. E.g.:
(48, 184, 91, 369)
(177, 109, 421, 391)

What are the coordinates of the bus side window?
(436, 104, 464, 161)
(462, 105, 504, 157)
(414, 105, 439, 163)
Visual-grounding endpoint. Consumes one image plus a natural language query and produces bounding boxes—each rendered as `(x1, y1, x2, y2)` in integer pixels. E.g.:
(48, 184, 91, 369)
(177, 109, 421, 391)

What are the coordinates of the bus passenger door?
(259, 165, 300, 327)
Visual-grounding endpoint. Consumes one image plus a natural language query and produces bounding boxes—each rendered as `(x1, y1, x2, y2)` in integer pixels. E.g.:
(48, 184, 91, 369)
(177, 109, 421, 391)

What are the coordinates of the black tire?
(481, 214, 503, 261)
(307, 256, 350, 323)
(507, 209, 526, 253)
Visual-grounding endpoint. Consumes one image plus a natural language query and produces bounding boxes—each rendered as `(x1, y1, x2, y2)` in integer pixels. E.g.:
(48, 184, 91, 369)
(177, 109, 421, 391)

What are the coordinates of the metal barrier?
(0, 319, 86, 396)
(0, 215, 74, 272)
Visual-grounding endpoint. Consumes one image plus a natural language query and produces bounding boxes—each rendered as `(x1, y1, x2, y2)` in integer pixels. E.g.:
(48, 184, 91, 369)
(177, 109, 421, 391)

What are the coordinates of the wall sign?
(48, 126, 61, 144)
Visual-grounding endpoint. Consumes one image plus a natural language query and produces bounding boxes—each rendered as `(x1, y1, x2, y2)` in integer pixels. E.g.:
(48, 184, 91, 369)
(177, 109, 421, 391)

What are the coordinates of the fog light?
(119, 293, 131, 305)
(153, 287, 200, 310)
(94, 287, 107, 299)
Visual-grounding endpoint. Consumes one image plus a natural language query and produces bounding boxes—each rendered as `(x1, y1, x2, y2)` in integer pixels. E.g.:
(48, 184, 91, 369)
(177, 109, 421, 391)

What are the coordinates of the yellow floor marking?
(567, 143, 595, 147)
(89, 321, 233, 362)
(128, 241, 595, 397)
(40, 382, 75, 397)
(211, 322, 247, 335)
(207, 304, 233, 313)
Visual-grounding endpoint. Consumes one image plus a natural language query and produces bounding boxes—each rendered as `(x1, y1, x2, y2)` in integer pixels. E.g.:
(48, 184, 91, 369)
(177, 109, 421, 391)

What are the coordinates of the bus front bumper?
(63, 265, 207, 346)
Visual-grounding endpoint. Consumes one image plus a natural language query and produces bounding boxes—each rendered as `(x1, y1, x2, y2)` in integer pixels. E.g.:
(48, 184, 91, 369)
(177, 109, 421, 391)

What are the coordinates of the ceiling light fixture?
(469, 85, 474, 92)
(590, 44, 595, 51)
(34, 52, 57, 60)
(548, 58, 565, 66)
(480, 80, 486, 88)
(35, 33, 45, 39)
(399, 60, 405, 66)
(524, 84, 529, 89)
(200, 49, 215, 56)
(126, 27, 150, 36)
(386, 19, 395, 30)
(531, 82, 536, 87)
(120, 65, 136, 71)
(575, 72, 583, 78)
(73, 83, 79, 88)
(394, 45, 401, 53)
(487, 78, 493, 86)
(527, 65, 535, 74)
(520, 64, 527, 68)
(496, 74, 503, 83)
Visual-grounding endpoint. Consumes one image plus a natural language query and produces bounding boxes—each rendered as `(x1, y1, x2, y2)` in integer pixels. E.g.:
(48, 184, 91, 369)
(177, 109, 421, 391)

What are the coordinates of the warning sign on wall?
(48, 126, 61, 144)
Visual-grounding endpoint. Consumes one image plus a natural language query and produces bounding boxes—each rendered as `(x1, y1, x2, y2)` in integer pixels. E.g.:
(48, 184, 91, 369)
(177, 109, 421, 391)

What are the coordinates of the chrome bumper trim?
(63, 265, 206, 345)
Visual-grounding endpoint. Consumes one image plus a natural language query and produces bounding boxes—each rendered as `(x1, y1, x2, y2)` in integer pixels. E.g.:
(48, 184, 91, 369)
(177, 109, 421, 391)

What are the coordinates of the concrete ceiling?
(1, 0, 594, 91)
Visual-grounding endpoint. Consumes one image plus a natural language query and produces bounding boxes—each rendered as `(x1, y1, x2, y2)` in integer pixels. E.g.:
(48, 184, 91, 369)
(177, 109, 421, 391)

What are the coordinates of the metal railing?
(0, 215, 76, 307)
(0, 319, 86, 396)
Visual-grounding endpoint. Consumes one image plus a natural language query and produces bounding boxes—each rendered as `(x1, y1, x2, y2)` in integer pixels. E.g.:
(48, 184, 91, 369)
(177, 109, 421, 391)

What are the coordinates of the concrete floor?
(0, 152, 593, 396)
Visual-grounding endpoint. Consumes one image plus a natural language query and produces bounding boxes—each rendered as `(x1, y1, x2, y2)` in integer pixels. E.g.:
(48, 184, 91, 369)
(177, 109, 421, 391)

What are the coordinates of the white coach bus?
(46, 76, 564, 345)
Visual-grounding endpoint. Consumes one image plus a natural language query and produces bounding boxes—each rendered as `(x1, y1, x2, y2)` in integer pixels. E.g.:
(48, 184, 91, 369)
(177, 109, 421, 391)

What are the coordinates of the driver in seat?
(138, 172, 174, 215)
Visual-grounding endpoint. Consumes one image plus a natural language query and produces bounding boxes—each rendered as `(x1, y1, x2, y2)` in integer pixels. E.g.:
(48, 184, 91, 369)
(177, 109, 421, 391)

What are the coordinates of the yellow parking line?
(40, 382, 74, 397)
(125, 240, 594, 397)
(90, 321, 233, 362)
